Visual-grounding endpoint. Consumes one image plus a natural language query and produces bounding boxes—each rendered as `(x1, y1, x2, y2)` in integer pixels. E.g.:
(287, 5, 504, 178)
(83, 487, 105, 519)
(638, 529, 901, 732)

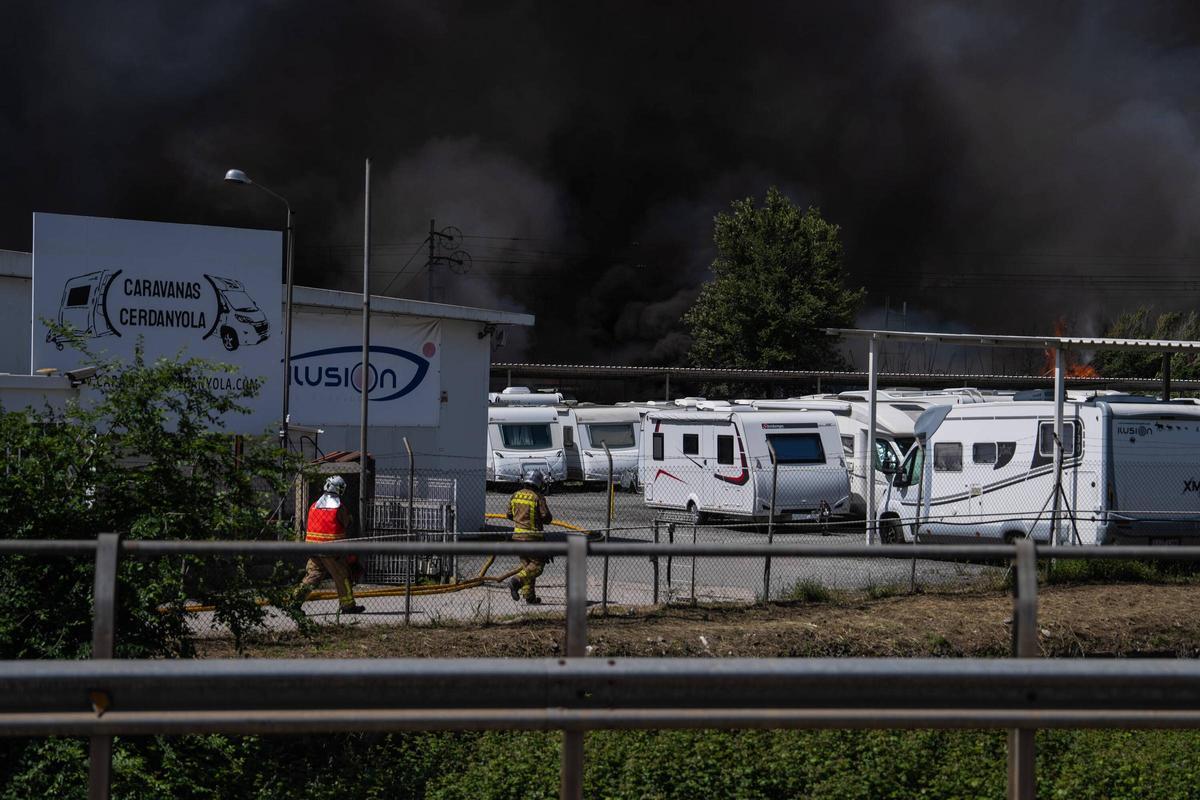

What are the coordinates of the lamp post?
(224, 169, 295, 453)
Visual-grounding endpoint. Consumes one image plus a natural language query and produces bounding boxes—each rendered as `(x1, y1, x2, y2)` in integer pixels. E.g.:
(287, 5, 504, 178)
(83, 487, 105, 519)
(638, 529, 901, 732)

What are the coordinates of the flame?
(1043, 318, 1099, 378)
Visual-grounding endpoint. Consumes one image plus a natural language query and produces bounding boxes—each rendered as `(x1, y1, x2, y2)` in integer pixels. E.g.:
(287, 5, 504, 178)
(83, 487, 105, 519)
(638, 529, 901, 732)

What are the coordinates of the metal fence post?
(562, 535, 588, 800)
(690, 521, 697, 605)
(602, 443, 613, 615)
(1008, 537, 1039, 800)
(666, 522, 674, 596)
(763, 442, 778, 602)
(403, 437, 414, 627)
(652, 520, 660, 605)
(89, 533, 120, 800)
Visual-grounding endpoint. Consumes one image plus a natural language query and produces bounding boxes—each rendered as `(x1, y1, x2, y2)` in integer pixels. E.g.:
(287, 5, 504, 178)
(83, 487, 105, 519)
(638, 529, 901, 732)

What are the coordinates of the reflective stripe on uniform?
(306, 503, 345, 543)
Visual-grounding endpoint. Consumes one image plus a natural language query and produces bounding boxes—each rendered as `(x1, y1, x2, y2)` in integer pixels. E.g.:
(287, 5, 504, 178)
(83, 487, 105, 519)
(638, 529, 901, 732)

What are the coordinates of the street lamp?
(224, 168, 296, 454)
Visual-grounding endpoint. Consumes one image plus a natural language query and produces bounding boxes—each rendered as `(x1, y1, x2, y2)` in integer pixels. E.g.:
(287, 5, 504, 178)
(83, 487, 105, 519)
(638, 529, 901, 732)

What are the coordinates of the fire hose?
(170, 517, 592, 614)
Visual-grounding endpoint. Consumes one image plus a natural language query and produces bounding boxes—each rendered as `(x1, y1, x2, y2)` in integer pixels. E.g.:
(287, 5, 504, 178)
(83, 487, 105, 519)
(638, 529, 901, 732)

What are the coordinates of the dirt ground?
(195, 583, 1200, 660)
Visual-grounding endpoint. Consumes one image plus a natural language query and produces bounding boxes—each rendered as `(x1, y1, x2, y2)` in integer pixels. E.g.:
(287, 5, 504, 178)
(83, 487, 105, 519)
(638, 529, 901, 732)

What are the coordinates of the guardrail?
(4, 536, 1200, 800)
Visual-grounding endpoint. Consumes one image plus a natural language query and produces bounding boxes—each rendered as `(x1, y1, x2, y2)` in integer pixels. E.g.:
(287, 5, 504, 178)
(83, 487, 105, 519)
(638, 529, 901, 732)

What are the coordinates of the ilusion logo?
(288, 344, 434, 402)
(1117, 425, 1154, 437)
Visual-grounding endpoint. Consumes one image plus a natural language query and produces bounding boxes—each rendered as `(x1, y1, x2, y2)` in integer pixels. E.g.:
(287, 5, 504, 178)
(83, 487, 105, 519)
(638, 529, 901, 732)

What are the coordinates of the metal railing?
(3, 536, 1200, 800)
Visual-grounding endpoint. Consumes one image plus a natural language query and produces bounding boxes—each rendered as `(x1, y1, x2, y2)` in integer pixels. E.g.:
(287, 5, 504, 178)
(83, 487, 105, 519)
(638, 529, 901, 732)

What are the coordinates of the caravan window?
(682, 433, 699, 455)
(652, 432, 664, 461)
(840, 435, 854, 457)
(716, 435, 734, 465)
(767, 433, 826, 464)
(933, 442, 963, 472)
(588, 423, 635, 449)
(563, 426, 574, 448)
(973, 443, 997, 464)
(500, 424, 552, 449)
(66, 285, 91, 307)
(1038, 422, 1079, 457)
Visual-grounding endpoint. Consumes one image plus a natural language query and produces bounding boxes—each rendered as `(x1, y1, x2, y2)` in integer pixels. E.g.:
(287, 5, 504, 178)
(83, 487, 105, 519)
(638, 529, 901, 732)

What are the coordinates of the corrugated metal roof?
(491, 363, 1200, 389)
(827, 328, 1200, 352)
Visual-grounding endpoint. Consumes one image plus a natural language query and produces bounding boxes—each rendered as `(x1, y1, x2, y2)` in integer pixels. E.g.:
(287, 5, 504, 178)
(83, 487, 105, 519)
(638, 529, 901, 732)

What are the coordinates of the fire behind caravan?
(640, 409, 850, 523)
(880, 398, 1200, 545)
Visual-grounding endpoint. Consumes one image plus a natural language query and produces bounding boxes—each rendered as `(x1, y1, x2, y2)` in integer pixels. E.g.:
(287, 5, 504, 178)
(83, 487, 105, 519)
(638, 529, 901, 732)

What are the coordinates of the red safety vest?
(306, 497, 346, 543)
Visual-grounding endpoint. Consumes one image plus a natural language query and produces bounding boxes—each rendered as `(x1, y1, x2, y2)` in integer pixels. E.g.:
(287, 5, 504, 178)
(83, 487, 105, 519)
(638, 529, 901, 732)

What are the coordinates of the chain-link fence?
(230, 439, 1200, 631)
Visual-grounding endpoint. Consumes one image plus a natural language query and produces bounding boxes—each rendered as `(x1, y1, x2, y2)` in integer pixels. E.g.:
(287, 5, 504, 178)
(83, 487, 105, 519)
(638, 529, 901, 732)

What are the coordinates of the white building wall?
(0, 374, 77, 414)
(0, 250, 32, 374)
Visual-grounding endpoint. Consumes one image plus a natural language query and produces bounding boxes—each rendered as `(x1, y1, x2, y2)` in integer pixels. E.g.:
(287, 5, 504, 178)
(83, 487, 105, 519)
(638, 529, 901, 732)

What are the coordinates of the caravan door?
(713, 420, 752, 512)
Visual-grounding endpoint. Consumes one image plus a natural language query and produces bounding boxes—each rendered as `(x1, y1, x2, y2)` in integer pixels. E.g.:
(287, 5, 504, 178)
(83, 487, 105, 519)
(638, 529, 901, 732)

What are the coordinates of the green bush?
(0, 336, 302, 659)
(7, 729, 1200, 799)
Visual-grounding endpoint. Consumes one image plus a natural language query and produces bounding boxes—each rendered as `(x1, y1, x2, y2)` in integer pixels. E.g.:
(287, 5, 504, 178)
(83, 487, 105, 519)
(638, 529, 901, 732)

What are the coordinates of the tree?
(683, 188, 863, 393)
(0, 333, 302, 659)
(1093, 307, 1200, 381)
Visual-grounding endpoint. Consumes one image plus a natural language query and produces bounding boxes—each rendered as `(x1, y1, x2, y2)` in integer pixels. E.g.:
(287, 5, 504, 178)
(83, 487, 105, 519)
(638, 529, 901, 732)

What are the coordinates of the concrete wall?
(296, 315, 492, 531)
(0, 374, 77, 414)
(0, 250, 31, 374)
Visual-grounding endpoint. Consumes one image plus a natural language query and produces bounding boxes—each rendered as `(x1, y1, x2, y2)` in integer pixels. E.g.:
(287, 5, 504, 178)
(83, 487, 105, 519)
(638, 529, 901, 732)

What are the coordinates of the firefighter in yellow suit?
(506, 468, 553, 604)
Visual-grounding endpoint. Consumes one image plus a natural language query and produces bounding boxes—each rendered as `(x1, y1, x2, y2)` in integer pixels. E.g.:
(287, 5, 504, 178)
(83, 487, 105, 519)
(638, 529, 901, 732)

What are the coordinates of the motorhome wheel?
(220, 327, 239, 351)
(881, 520, 903, 544)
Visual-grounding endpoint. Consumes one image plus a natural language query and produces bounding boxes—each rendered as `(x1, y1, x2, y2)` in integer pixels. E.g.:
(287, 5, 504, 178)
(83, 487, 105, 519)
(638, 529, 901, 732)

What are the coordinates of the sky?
(5, 1, 1200, 365)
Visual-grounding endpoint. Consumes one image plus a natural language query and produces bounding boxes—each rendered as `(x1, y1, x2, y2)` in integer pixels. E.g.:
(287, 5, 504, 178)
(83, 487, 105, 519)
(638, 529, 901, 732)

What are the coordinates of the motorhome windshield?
(766, 433, 826, 464)
(897, 446, 924, 487)
(223, 291, 259, 312)
(500, 423, 552, 449)
(587, 423, 635, 449)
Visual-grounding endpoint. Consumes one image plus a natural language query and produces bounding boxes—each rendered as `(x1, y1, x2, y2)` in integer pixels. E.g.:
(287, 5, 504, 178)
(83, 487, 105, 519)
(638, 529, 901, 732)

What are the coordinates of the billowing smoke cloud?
(4, 0, 1200, 364)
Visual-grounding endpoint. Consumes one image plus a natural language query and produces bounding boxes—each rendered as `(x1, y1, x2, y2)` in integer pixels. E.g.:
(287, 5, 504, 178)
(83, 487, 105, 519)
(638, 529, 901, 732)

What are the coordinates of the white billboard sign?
(289, 310, 442, 427)
(32, 213, 282, 433)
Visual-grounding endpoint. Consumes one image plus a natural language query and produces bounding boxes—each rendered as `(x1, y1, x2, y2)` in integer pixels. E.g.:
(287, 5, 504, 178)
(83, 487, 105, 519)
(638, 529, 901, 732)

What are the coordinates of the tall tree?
(683, 188, 863, 391)
(1093, 307, 1200, 380)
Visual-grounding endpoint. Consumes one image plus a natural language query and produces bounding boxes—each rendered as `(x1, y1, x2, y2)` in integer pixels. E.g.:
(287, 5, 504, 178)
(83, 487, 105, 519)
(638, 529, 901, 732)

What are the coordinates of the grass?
(1046, 558, 1200, 585)
(781, 578, 840, 604)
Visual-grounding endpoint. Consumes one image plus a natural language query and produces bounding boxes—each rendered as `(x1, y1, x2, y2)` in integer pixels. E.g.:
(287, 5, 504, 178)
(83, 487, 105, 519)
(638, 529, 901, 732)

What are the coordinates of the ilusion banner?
(288, 311, 442, 427)
(31, 213, 282, 433)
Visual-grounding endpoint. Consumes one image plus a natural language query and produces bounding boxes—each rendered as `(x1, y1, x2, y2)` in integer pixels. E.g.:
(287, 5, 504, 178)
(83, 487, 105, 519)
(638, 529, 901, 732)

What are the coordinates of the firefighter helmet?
(521, 468, 548, 490)
(323, 475, 347, 496)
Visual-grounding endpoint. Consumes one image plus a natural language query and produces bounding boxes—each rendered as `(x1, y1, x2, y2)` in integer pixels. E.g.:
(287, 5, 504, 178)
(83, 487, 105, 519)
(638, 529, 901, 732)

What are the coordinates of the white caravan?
(560, 405, 642, 488)
(640, 409, 850, 522)
(742, 399, 910, 518)
(879, 399, 1200, 545)
(485, 406, 567, 485)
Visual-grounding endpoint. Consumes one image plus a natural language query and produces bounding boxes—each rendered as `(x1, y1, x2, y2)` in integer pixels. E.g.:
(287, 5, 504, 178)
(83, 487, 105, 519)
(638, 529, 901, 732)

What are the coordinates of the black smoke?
(4, 1, 1200, 363)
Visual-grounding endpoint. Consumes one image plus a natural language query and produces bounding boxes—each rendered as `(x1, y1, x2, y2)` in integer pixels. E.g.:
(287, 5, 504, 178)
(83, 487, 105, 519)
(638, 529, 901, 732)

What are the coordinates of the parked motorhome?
(560, 405, 642, 488)
(485, 406, 567, 485)
(640, 409, 850, 522)
(879, 399, 1200, 545)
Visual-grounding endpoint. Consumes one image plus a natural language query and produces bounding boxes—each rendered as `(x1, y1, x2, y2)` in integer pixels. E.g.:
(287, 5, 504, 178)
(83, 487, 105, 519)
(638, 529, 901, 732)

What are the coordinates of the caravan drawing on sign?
(46, 270, 121, 349)
(44, 270, 269, 352)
